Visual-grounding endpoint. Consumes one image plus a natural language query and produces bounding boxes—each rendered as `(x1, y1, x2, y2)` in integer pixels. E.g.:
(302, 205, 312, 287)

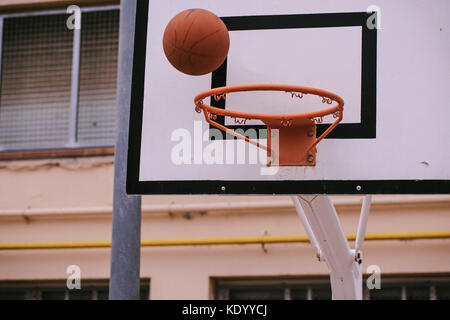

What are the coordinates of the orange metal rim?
(194, 84, 344, 165)
(194, 84, 344, 121)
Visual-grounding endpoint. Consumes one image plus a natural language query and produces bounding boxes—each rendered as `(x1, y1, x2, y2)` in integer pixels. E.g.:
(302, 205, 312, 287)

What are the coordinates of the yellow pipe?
(0, 231, 449, 250)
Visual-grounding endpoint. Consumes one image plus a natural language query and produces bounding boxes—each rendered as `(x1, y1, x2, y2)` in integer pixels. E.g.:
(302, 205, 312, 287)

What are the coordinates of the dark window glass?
(41, 290, 66, 300)
(406, 286, 429, 300)
(0, 279, 149, 300)
(0, 290, 25, 300)
(229, 287, 284, 300)
(311, 287, 332, 300)
(369, 286, 402, 300)
(290, 288, 308, 300)
(436, 285, 450, 300)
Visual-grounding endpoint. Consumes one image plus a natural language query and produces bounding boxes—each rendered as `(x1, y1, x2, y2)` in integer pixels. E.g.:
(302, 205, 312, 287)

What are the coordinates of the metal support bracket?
(291, 195, 372, 300)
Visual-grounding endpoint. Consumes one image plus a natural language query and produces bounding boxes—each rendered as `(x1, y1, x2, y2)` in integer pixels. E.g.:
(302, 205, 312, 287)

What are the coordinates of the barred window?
(0, 7, 119, 155)
(215, 276, 450, 300)
(215, 278, 332, 300)
(0, 279, 150, 300)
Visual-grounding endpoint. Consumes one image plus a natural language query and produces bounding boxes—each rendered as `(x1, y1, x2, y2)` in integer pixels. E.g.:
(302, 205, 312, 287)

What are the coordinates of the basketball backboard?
(127, 0, 450, 194)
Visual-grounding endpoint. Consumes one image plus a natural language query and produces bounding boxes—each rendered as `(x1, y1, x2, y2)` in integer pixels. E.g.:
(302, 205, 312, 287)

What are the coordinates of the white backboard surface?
(127, 0, 450, 194)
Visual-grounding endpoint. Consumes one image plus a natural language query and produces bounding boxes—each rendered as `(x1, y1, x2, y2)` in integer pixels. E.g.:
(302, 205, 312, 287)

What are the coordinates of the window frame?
(0, 278, 150, 300)
(214, 276, 332, 301)
(214, 274, 450, 300)
(0, 5, 120, 160)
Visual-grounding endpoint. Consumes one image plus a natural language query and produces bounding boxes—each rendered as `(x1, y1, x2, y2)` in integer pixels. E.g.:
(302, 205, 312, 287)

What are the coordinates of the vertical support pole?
(109, 0, 142, 300)
(295, 195, 362, 300)
(69, 15, 81, 146)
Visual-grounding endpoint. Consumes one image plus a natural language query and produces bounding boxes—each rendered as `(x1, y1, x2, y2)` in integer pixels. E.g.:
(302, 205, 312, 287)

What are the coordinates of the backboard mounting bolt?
(307, 130, 314, 137)
(307, 155, 314, 162)
(221, 186, 226, 191)
(356, 185, 362, 191)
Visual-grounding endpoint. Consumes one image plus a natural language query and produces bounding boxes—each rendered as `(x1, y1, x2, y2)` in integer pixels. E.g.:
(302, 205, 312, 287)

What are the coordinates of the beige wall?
(1, 157, 449, 299)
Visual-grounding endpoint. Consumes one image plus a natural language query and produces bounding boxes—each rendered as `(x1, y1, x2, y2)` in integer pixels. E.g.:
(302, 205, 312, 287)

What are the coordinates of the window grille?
(215, 276, 450, 300)
(0, 7, 119, 152)
(0, 279, 150, 300)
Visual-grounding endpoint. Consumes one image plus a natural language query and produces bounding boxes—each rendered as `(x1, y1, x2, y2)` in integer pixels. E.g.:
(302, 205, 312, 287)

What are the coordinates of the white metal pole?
(296, 195, 362, 299)
(291, 195, 322, 260)
(69, 15, 81, 146)
(355, 195, 372, 252)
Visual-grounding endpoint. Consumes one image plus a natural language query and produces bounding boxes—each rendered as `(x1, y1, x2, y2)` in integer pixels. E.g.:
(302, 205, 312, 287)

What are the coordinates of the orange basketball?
(163, 9, 230, 76)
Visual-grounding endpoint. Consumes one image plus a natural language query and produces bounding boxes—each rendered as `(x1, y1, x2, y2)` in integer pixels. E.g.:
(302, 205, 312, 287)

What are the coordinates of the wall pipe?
(0, 231, 449, 250)
(1, 196, 449, 220)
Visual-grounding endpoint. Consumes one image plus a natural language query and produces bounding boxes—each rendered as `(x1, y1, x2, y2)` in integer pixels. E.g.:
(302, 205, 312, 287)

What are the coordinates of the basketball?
(162, 9, 230, 76)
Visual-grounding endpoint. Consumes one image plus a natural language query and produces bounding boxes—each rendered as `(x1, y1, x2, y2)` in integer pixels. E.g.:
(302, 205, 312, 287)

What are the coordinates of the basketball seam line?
(188, 29, 224, 51)
(167, 42, 224, 58)
(181, 11, 199, 48)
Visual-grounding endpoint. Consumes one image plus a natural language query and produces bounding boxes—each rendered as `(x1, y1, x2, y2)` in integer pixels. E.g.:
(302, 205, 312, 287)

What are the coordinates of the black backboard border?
(126, 1, 450, 195)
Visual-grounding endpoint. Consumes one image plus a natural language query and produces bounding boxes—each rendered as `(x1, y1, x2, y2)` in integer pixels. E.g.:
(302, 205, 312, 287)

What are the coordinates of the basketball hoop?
(194, 84, 344, 166)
